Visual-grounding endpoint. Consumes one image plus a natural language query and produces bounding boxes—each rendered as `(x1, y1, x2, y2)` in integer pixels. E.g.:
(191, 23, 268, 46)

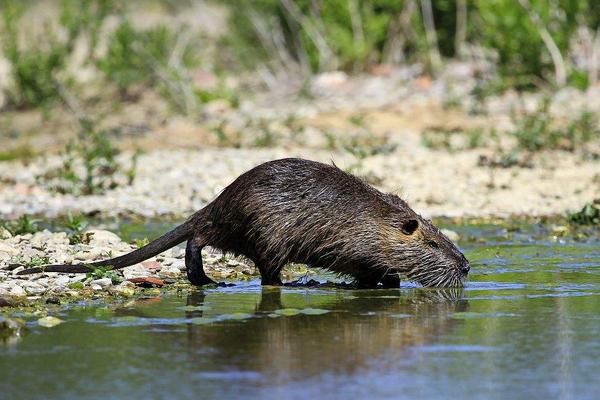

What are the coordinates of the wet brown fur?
(18, 158, 470, 288)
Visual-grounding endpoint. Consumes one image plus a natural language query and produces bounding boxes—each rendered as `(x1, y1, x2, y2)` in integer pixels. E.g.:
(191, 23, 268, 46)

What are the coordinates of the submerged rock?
(37, 316, 64, 328)
(0, 316, 26, 345)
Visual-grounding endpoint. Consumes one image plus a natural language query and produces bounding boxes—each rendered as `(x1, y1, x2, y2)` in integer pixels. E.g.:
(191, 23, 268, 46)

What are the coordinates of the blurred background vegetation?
(1, 0, 599, 111)
(0, 0, 599, 199)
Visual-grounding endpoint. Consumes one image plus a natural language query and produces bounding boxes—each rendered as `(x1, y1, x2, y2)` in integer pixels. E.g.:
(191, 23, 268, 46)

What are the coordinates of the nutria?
(18, 158, 470, 287)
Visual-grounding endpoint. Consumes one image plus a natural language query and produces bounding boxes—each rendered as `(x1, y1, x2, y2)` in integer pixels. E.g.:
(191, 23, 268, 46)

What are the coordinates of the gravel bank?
(1, 146, 598, 219)
(0, 229, 260, 306)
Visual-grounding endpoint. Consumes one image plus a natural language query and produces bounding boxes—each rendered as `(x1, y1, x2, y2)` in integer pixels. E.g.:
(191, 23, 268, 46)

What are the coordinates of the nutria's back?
(202, 158, 469, 287)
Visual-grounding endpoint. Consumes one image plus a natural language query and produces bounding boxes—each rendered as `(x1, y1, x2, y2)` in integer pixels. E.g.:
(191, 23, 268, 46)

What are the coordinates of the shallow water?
(1, 222, 600, 400)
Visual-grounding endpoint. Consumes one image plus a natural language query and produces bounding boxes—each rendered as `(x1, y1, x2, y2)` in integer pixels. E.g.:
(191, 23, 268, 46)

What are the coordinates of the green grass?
(0, 215, 41, 236)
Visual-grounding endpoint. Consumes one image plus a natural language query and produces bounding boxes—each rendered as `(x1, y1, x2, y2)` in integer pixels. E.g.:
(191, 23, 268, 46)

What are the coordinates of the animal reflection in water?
(161, 287, 468, 377)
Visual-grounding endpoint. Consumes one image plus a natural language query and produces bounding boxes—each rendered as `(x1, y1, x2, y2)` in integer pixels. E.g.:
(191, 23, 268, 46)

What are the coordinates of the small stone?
(123, 264, 150, 280)
(83, 230, 122, 246)
(90, 284, 103, 291)
(111, 281, 136, 297)
(9, 285, 26, 297)
(73, 248, 105, 262)
(0, 241, 18, 256)
(90, 278, 112, 288)
(11, 266, 24, 275)
(0, 297, 15, 307)
(54, 275, 71, 287)
(22, 282, 46, 296)
(37, 316, 64, 328)
(159, 266, 181, 278)
(127, 277, 165, 288)
(141, 260, 162, 270)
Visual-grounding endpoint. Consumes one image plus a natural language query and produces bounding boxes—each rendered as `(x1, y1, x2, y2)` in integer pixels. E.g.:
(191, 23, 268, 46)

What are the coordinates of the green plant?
(1, 0, 116, 108)
(86, 266, 122, 285)
(63, 213, 88, 245)
(97, 20, 201, 113)
(10, 254, 50, 269)
(39, 121, 137, 195)
(569, 200, 600, 225)
(511, 100, 599, 152)
(0, 215, 41, 236)
(133, 237, 150, 249)
(26, 255, 51, 268)
(253, 120, 278, 147)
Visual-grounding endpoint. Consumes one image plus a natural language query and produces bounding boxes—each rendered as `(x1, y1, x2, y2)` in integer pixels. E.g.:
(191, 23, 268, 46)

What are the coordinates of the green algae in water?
(299, 308, 329, 315)
(275, 308, 301, 316)
(190, 317, 216, 325)
(178, 305, 212, 312)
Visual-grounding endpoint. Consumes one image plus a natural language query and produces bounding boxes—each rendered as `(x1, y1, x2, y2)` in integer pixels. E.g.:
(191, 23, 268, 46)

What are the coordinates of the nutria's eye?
(427, 240, 439, 249)
(400, 219, 419, 235)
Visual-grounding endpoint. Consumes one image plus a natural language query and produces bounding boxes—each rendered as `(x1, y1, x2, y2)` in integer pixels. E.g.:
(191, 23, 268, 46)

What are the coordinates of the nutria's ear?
(400, 219, 419, 235)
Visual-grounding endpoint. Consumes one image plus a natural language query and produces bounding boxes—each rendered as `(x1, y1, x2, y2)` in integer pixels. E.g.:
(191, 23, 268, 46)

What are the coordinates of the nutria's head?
(382, 215, 470, 287)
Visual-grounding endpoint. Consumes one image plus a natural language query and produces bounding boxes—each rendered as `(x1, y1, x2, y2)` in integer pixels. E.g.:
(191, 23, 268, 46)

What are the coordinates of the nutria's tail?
(17, 219, 195, 275)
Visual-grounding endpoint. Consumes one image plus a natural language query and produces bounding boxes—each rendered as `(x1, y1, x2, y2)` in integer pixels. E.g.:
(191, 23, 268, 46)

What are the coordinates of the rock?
(111, 281, 136, 297)
(37, 316, 64, 328)
(53, 275, 71, 287)
(9, 285, 26, 297)
(73, 248, 105, 262)
(83, 230, 123, 246)
(90, 284, 103, 291)
(141, 260, 162, 271)
(69, 275, 87, 283)
(122, 264, 150, 280)
(171, 247, 185, 258)
(159, 266, 181, 278)
(313, 71, 348, 90)
(90, 278, 112, 288)
(11, 266, 24, 275)
(30, 231, 69, 248)
(441, 229, 460, 243)
(128, 277, 165, 288)
(0, 241, 18, 256)
(0, 297, 15, 307)
(21, 281, 46, 295)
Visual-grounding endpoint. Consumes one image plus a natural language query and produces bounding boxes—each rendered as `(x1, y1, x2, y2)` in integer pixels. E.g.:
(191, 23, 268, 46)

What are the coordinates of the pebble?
(9, 285, 26, 297)
(0, 241, 18, 256)
(159, 266, 181, 278)
(21, 282, 46, 296)
(111, 281, 136, 297)
(84, 230, 123, 246)
(122, 264, 151, 280)
(37, 316, 64, 328)
(90, 278, 112, 288)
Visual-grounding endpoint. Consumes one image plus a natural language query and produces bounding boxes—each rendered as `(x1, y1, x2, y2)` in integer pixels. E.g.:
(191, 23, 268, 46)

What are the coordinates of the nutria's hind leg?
(185, 239, 216, 286)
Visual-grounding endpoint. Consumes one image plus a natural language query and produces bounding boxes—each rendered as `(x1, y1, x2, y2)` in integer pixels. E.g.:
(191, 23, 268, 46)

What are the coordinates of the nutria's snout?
(393, 218, 471, 288)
